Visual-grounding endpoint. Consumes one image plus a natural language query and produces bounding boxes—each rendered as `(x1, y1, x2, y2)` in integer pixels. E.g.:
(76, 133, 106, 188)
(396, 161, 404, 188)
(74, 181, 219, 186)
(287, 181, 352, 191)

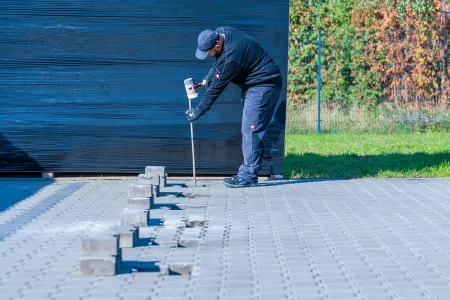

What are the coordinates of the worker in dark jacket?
(186, 26, 282, 188)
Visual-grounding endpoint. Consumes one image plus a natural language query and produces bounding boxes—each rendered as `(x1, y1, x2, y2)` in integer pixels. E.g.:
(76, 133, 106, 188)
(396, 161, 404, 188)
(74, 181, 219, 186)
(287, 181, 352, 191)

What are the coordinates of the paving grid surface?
(0, 178, 450, 300)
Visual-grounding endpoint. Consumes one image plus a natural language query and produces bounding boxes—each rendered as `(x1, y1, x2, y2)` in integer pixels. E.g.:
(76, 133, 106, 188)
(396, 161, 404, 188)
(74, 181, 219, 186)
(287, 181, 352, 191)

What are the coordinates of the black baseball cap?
(195, 29, 220, 60)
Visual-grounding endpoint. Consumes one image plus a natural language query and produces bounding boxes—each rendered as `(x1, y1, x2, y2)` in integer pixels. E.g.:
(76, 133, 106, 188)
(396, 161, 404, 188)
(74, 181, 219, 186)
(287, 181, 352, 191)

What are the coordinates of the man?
(186, 26, 282, 188)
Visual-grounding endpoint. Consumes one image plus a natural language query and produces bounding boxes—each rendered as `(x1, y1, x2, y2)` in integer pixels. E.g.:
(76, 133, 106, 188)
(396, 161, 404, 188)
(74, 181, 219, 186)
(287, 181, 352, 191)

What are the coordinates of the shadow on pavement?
(119, 261, 161, 274)
(0, 134, 53, 212)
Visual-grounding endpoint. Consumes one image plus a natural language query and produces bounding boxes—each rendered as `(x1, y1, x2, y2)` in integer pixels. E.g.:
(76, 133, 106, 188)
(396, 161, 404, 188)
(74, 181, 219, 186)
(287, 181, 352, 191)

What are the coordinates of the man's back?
(215, 26, 281, 89)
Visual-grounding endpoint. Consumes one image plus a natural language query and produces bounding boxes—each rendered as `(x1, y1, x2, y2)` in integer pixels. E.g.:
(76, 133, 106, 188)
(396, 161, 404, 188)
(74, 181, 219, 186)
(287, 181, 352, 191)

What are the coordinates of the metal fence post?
(317, 30, 322, 134)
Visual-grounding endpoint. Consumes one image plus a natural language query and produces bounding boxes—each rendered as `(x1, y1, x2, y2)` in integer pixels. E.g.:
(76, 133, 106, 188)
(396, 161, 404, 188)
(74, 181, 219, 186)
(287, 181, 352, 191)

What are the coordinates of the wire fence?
(286, 30, 450, 134)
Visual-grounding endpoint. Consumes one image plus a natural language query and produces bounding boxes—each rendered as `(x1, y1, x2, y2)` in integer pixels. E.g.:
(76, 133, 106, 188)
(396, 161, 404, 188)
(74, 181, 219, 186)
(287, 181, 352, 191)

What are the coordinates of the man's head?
(195, 29, 224, 60)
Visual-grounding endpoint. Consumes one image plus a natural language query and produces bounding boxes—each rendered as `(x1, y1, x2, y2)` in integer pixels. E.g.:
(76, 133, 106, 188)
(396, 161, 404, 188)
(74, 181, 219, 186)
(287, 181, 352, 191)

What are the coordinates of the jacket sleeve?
(197, 57, 239, 115)
(203, 68, 214, 86)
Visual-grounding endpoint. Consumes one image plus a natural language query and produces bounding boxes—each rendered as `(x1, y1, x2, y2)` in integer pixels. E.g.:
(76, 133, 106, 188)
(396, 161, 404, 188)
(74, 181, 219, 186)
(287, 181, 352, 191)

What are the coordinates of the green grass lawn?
(284, 132, 450, 179)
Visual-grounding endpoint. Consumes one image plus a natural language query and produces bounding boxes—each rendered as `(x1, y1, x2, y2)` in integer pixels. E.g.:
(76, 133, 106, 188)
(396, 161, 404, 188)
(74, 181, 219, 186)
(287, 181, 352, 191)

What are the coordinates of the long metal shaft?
(188, 98, 197, 188)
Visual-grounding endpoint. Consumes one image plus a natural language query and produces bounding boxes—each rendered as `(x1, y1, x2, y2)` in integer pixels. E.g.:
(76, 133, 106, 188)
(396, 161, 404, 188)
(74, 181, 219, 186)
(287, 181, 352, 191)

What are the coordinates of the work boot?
(223, 175, 257, 188)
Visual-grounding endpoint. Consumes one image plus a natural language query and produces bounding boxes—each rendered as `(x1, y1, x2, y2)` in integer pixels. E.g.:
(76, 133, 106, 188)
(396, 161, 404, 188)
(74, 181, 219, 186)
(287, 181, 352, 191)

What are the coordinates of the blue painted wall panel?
(0, 1, 289, 175)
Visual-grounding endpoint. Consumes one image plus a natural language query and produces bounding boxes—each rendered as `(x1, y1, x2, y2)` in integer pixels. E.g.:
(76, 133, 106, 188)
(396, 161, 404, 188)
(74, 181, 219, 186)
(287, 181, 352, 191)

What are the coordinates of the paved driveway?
(0, 178, 449, 300)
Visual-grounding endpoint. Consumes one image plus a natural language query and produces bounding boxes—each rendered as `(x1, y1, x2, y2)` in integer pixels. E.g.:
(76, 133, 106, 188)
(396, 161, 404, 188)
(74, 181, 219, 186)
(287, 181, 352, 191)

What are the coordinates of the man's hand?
(195, 80, 207, 89)
(185, 107, 202, 122)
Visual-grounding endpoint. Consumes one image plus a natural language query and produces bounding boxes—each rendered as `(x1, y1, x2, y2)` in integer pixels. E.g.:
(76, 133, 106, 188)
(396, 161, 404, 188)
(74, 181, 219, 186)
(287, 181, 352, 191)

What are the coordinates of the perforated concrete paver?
(0, 178, 450, 299)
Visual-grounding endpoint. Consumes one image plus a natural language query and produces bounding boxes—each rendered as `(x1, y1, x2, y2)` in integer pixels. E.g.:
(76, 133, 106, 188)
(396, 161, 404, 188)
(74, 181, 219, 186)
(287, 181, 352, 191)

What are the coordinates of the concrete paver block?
(137, 174, 159, 186)
(145, 166, 165, 177)
(183, 216, 207, 228)
(159, 176, 167, 188)
(145, 166, 167, 188)
(127, 197, 152, 210)
(178, 239, 200, 248)
(41, 172, 55, 179)
(120, 208, 149, 227)
(128, 184, 153, 199)
(79, 256, 120, 276)
(156, 240, 179, 247)
(81, 233, 120, 256)
(112, 225, 139, 248)
(160, 263, 195, 276)
(153, 184, 160, 197)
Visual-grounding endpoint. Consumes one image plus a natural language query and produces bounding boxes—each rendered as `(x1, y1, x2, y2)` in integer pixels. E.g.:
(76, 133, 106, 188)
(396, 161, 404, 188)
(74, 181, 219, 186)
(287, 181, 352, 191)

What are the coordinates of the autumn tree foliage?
(289, 0, 450, 109)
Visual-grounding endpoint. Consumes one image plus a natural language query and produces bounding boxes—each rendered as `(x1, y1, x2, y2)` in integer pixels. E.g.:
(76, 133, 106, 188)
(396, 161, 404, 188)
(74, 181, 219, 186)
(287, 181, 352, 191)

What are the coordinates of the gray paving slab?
(0, 178, 450, 299)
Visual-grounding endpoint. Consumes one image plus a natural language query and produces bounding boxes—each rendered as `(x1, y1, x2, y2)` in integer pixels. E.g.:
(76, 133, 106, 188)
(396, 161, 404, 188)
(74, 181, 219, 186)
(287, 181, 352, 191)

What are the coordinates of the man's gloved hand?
(195, 80, 207, 89)
(185, 106, 202, 122)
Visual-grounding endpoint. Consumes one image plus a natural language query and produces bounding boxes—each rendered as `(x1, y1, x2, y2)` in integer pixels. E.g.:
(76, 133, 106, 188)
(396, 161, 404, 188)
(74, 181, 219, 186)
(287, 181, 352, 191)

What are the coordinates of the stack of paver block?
(79, 166, 167, 276)
(145, 166, 167, 188)
(118, 166, 166, 246)
(80, 232, 122, 276)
